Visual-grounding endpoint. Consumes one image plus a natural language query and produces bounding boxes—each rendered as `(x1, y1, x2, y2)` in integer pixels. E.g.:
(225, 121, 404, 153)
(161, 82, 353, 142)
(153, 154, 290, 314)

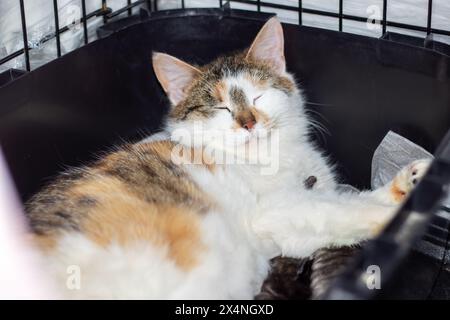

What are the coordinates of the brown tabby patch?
(26, 141, 214, 270)
(256, 246, 362, 300)
(255, 257, 313, 300)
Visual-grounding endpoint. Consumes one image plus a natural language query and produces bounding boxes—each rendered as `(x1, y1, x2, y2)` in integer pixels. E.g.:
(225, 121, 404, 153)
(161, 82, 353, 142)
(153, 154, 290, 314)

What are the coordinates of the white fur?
(39, 68, 428, 299)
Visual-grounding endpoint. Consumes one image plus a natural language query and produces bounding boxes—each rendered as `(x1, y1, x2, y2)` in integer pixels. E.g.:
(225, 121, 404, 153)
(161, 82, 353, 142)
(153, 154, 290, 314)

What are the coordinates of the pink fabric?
(0, 149, 56, 299)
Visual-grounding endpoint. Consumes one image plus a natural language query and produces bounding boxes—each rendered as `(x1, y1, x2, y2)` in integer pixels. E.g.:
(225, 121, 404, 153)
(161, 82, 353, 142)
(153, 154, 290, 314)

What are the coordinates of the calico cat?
(27, 17, 430, 299)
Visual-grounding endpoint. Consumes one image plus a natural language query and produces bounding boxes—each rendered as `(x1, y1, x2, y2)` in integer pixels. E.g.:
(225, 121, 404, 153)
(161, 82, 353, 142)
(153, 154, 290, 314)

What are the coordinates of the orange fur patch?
(29, 140, 214, 270)
(73, 176, 205, 270)
(30, 234, 57, 251)
(390, 179, 406, 203)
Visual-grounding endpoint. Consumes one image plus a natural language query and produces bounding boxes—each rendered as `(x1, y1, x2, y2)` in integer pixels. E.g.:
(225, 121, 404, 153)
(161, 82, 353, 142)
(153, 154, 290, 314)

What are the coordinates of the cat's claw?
(390, 159, 431, 203)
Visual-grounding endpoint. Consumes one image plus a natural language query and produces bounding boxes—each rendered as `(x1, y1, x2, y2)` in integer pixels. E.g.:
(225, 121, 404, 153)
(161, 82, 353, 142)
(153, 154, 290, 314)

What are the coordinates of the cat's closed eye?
(215, 106, 232, 113)
(253, 94, 263, 105)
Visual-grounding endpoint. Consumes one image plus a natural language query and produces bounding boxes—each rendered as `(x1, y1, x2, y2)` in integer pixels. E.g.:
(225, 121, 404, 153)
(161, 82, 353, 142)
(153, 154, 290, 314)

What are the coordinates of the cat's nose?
(243, 119, 256, 131)
(236, 110, 257, 131)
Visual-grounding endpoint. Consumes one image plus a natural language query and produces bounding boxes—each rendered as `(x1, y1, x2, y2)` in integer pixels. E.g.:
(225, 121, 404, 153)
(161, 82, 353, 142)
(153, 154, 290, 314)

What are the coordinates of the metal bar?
(219, 0, 223, 8)
(229, 0, 345, 19)
(257, 0, 261, 12)
(106, 0, 145, 19)
(154, 0, 158, 11)
(51, 9, 109, 42)
(427, 0, 433, 35)
(338, 0, 343, 32)
(3, 7, 106, 61)
(128, 0, 132, 16)
(19, 0, 30, 71)
(53, 0, 62, 57)
(81, 0, 88, 44)
(298, 0, 302, 26)
(102, 0, 108, 23)
(1, 1, 144, 69)
(0, 49, 25, 67)
(382, 0, 387, 34)
(182, 0, 185, 9)
(229, 0, 450, 37)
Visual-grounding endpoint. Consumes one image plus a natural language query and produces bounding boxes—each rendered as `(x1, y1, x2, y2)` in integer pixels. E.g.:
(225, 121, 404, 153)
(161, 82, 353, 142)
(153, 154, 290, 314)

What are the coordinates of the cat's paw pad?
(407, 159, 431, 186)
(390, 159, 431, 203)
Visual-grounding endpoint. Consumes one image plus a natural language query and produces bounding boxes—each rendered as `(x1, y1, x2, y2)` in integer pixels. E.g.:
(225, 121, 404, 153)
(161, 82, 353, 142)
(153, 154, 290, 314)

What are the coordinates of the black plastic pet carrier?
(0, 1, 449, 299)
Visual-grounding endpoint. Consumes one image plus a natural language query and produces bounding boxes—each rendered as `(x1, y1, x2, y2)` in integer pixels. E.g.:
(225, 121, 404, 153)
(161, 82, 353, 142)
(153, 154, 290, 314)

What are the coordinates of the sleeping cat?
(27, 17, 430, 299)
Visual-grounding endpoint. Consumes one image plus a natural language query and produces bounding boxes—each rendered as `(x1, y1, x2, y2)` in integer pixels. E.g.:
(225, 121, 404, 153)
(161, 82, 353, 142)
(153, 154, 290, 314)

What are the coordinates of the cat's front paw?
(390, 159, 431, 203)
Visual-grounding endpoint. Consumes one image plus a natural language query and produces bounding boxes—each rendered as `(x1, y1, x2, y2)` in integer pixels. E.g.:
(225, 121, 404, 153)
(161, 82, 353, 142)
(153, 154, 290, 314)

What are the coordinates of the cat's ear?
(245, 17, 286, 74)
(152, 52, 202, 105)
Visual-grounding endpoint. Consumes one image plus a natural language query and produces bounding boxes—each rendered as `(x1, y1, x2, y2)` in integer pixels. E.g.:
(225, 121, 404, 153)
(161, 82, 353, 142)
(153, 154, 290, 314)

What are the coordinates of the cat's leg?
(252, 159, 431, 258)
(253, 190, 395, 258)
(368, 159, 431, 205)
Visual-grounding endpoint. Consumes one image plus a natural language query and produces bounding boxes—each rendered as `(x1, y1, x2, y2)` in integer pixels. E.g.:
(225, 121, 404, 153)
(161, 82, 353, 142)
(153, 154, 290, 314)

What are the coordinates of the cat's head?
(152, 17, 306, 150)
